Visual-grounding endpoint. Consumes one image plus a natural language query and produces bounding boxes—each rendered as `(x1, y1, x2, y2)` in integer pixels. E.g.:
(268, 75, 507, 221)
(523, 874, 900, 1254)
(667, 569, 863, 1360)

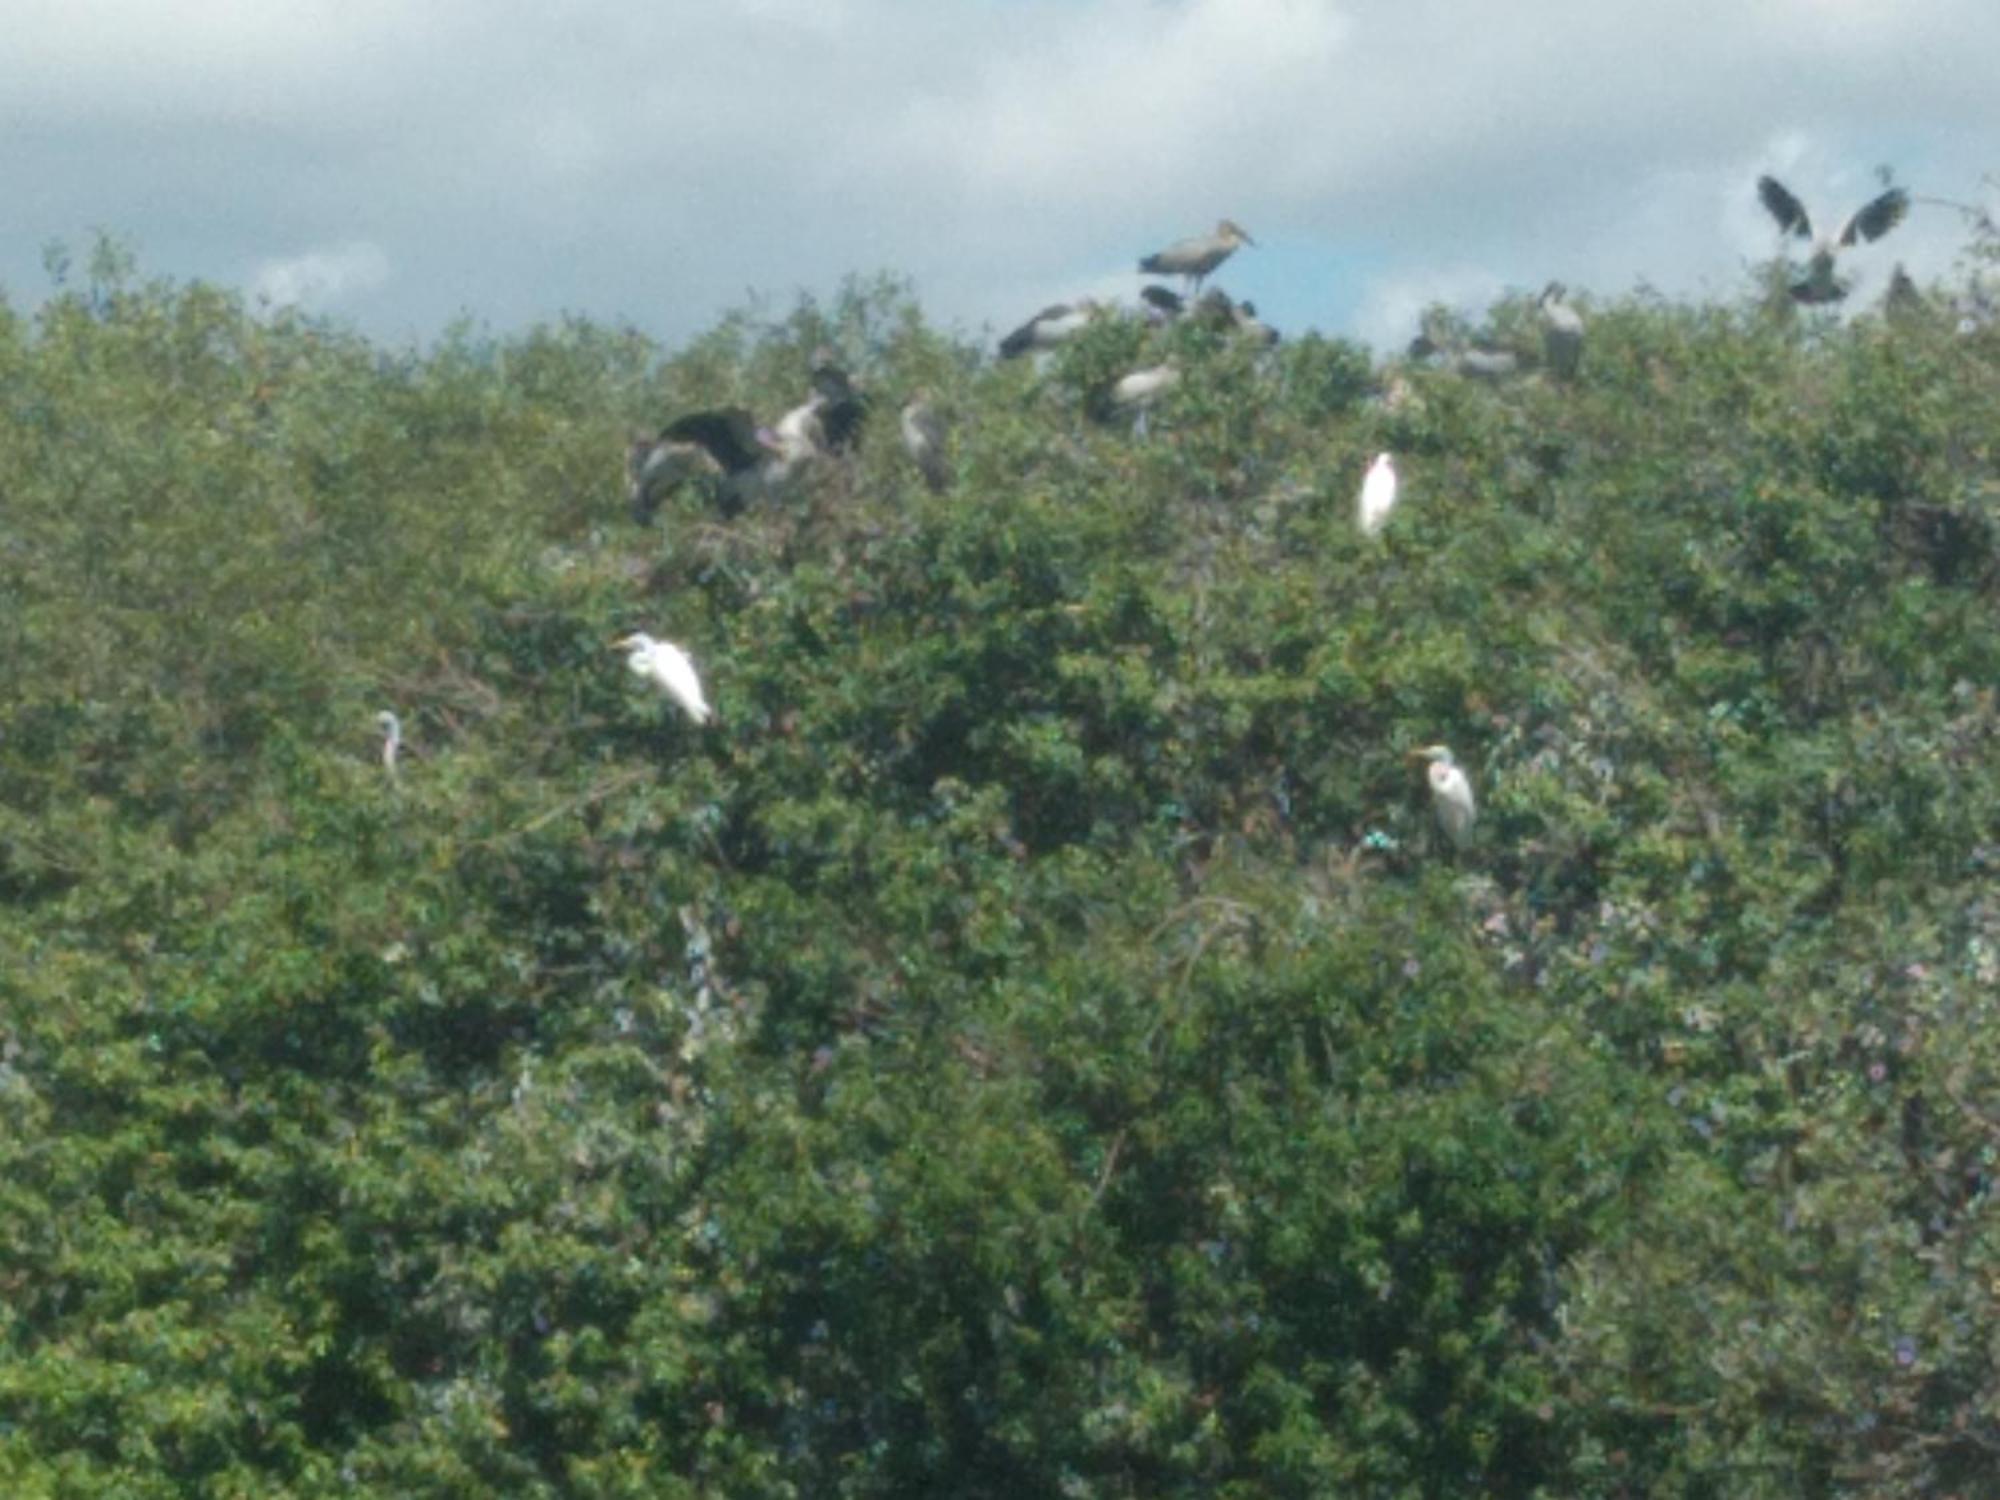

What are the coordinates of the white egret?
(613, 633, 712, 726)
(1409, 745, 1476, 847)
(1756, 174, 1910, 304)
(998, 301, 1101, 359)
(1140, 220, 1255, 293)
(376, 710, 403, 779)
(1357, 453, 1399, 537)
(899, 392, 950, 494)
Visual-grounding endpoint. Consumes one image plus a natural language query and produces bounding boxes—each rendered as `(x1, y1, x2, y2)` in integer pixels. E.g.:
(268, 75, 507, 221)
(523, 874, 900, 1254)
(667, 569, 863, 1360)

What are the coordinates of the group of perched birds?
(386, 177, 1930, 849)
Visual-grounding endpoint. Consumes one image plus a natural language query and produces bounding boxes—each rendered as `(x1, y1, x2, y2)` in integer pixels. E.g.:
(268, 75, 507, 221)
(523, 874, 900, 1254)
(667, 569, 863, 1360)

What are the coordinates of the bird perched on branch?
(998, 301, 1101, 359)
(1357, 453, 1399, 537)
(1756, 174, 1910, 304)
(1140, 220, 1255, 294)
(1093, 363, 1179, 431)
(1538, 282, 1584, 381)
(613, 632, 712, 726)
(1409, 744, 1476, 848)
(376, 710, 405, 779)
(899, 392, 950, 493)
(808, 350, 869, 453)
(1144, 284, 1279, 345)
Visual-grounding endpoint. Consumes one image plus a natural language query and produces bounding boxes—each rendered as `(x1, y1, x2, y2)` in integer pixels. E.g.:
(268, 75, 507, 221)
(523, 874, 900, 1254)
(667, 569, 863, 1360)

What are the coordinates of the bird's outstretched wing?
(1757, 175, 1813, 239)
(1839, 186, 1910, 246)
(998, 304, 1069, 359)
(662, 408, 765, 474)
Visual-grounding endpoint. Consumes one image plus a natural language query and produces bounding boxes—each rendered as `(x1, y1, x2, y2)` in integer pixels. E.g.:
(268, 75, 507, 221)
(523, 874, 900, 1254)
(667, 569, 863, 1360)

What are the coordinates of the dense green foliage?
(4, 234, 2000, 1496)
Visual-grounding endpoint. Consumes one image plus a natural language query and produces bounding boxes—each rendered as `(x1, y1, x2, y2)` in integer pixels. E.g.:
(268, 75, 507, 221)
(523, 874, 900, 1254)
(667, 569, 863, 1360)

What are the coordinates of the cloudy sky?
(6, 0, 1996, 352)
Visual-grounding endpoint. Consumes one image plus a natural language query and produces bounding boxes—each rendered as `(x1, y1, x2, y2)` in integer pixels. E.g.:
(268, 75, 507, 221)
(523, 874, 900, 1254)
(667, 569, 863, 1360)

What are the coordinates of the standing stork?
(1756, 174, 1910, 304)
(900, 392, 950, 494)
(1140, 219, 1256, 294)
(1538, 282, 1584, 381)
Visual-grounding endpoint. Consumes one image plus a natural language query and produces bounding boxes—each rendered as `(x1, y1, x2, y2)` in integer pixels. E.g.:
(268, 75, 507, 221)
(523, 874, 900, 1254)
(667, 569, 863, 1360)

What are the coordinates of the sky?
(4, 0, 1997, 353)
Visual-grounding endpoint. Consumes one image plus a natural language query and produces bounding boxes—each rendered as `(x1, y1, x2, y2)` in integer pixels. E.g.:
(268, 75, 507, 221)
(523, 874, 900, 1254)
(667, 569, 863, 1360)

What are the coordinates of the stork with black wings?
(1757, 174, 1910, 304)
(628, 408, 779, 522)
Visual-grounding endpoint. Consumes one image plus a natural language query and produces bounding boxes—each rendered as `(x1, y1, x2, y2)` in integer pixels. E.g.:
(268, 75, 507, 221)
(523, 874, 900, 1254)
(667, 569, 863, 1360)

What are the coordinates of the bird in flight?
(1756, 174, 1910, 304)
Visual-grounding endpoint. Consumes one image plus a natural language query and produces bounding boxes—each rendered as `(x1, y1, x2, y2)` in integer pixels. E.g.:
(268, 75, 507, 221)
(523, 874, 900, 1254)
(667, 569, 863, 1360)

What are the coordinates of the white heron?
(376, 710, 403, 779)
(1756, 175, 1910, 305)
(1357, 453, 1399, 537)
(899, 392, 950, 494)
(1409, 744, 1476, 847)
(998, 301, 1101, 359)
(613, 633, 712, 726)
(1538, 282, 1584, 380)
(1140, 220, 1256, 293)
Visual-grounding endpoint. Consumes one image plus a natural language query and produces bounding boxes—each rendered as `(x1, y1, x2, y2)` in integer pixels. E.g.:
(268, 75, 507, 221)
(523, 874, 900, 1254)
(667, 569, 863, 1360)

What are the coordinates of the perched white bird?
(1140, 220, 1256, 293)
(613, 633, 712, 726)
(899, 392, 950, 494)
(1756, 174, 1910, 305)
(1538, 282, 1584, 381)
(1357, 453, 1399, 537)
(1410, 744, 1476, 847)
(998, 301, 1101, 359)
(376, 710, 403, 779)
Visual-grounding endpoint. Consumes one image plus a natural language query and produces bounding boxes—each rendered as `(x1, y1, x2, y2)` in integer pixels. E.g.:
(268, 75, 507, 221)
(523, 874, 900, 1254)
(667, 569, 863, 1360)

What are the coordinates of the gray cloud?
(4, 0, 1995, 350)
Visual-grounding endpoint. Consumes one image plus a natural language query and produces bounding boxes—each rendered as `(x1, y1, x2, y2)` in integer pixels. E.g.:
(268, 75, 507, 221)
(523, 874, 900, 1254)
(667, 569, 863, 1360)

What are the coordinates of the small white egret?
(1756, 174, 1910, 305)
(1409, 744, 1476, 847)
(613, 633, 712, 726)
(1140, 220, 1256, 293)
(376, 710, 403, 779)
(1357, 453, 1399, 537)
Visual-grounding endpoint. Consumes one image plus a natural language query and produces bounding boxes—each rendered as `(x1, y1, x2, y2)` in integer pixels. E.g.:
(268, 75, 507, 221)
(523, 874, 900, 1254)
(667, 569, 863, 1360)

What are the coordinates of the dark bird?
(628, 408, 780, 521)
(809, 350, 869, 452)
(1140, 220, 1255, 293)
(1756, 174, 1910, 304)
